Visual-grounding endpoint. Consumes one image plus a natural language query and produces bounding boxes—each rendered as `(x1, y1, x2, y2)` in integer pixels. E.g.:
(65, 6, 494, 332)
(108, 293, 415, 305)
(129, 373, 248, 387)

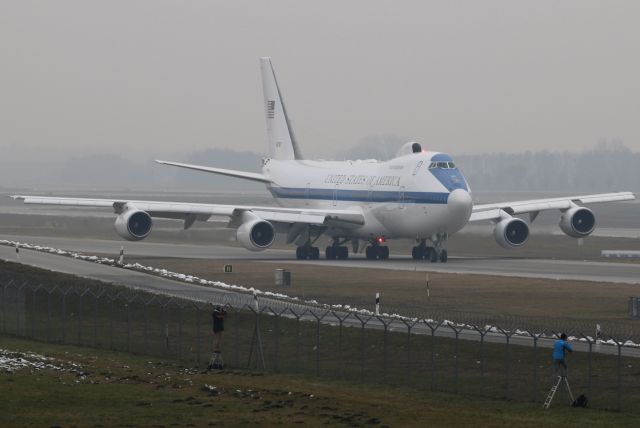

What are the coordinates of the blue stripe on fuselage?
(269, 187, 449, 204)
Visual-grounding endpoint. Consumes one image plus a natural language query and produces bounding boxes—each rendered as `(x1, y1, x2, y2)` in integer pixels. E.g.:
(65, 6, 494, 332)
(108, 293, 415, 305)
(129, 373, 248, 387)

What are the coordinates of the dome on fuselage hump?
(395, 141, 425, 157)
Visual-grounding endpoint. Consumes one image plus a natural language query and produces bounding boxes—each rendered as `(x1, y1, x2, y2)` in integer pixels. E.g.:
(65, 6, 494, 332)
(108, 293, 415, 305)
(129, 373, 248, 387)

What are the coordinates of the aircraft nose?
(447, 189, 473, 229)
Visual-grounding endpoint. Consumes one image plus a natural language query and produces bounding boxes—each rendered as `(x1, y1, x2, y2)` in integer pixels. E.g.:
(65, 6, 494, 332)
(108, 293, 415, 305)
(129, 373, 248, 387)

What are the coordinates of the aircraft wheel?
(440, 249, 448, 263)
(411, 246, 419, 260)
(378, 246, 389, 260)
(338, 246, 349, 259)
(325, 246, 336, 260)
(430, 249, 438, 263)
(365, 246, 375, 260)
(423, 247, 433, 260)
(310, 246, 320, 260)
(296, 247, 308, 260)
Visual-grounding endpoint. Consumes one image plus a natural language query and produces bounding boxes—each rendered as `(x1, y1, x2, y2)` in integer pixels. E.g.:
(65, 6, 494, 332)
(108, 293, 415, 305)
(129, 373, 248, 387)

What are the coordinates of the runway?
(2, 234, 640, 284)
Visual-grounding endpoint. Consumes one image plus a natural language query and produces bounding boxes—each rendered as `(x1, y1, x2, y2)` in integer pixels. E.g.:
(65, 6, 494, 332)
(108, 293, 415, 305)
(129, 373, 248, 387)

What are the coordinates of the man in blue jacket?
(553, 333, 573, 378)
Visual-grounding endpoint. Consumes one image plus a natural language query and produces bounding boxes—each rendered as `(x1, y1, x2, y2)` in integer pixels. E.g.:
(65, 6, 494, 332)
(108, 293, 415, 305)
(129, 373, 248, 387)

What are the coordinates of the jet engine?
(114, 209, 153, 241)
(236, 218, 275, 251)
(559, 207, 595, 238)
(494, 217, 529, 249)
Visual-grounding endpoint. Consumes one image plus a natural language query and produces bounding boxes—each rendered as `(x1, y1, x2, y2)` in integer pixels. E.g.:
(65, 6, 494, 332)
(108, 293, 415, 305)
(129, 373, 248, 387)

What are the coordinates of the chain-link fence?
(1, 278, 639, 412)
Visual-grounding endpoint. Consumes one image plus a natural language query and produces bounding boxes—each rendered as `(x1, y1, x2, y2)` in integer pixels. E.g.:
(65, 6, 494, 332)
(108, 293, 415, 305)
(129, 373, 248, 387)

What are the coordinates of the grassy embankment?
(2, 334, 640, 428)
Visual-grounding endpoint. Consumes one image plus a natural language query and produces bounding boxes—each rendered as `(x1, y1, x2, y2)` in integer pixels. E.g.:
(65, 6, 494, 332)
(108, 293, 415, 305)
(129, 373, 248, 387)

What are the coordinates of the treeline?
(456, 142, 640, 192)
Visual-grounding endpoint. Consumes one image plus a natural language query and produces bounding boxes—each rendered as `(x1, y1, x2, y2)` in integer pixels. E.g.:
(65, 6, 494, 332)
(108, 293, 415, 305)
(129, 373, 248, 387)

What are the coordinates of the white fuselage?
(262, 150, 473, 241)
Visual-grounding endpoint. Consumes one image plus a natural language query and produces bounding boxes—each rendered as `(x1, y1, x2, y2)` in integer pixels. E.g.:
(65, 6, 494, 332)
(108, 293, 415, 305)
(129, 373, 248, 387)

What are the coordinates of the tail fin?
(260, 57, 303, 160)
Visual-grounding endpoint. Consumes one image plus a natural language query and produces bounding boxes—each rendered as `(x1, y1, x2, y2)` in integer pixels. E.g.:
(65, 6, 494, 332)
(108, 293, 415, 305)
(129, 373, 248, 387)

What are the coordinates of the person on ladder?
(553, 333, 573, 378)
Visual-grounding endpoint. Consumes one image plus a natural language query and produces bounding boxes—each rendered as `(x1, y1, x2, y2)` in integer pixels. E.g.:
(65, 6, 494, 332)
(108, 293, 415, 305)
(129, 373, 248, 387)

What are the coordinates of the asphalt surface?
(1, 240, 638, 358)
(3, 234, 640, 284)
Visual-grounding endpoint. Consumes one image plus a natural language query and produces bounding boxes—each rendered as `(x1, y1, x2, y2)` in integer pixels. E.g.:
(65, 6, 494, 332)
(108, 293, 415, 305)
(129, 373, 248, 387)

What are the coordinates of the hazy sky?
(2, 1, 639, 162)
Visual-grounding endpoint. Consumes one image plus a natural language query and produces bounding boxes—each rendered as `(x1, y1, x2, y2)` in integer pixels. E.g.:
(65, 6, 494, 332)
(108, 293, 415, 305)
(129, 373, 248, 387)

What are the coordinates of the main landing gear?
(412, 236, 448, 263)
(295, 245, 320, 260)
(325, 238, 350, 260)
(365, 241, 389, 260)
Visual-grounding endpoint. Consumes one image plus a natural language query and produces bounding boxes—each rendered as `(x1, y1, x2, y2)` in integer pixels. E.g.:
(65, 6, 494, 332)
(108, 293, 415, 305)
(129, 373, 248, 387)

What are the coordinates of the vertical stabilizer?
(260, 57, 303, 160)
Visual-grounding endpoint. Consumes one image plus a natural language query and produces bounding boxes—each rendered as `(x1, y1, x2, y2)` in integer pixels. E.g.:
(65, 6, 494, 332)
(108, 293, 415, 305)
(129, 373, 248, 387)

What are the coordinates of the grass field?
(2, 334, 639, 428)
(126, 256, 639, 326)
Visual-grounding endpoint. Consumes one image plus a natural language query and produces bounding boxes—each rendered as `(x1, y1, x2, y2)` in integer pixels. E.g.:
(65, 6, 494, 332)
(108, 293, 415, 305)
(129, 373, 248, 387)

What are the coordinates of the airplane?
(12, 58, 635, 262)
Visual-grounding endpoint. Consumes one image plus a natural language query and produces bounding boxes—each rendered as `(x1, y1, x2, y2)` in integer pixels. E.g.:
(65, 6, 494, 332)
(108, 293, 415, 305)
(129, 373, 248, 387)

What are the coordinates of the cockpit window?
(429, 159, 457, 170)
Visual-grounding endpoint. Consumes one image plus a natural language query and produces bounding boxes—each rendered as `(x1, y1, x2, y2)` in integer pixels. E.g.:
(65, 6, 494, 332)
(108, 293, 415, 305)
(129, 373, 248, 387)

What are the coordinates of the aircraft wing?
(468, 192, 635, 222)
(11, 195, 364, 228)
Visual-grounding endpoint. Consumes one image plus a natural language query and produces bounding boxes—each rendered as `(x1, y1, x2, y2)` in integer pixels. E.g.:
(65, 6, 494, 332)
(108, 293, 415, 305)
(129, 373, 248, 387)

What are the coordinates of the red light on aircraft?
(377, 236, 385, 244)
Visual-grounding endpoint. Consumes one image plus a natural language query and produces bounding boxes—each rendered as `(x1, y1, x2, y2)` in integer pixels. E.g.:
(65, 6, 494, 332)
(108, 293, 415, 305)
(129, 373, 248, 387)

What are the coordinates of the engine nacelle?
(114, 209, 153, 241)
(494, 217, 529, 249)
(236, 218, 275, 251)
(559, 207, 595, 238)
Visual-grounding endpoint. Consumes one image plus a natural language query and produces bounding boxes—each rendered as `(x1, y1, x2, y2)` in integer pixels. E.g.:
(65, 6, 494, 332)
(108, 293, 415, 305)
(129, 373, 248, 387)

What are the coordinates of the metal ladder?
(543, 376, 574, 409)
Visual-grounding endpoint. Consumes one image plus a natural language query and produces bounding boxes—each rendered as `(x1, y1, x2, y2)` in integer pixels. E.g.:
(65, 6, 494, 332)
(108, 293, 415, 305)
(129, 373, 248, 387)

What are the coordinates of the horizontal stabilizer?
(155, 160, 271, 183)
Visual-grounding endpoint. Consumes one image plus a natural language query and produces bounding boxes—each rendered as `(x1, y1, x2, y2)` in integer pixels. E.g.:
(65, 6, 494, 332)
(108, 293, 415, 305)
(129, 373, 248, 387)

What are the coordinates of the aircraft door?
(399, 186, 406, 209)
(333, 184, 338, 207)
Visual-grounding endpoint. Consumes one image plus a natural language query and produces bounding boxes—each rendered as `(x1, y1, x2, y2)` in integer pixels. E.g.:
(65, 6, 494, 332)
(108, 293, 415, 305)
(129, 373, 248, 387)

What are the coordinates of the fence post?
(309, 310, 329, 377)
(232, 305, 240, 368)
(18, 282, 27, 337)
(609, 335, 630, 412)
(333, 312, 350, 379)
(126, 301, 131, 353)
(46, 288, 52, 342)
(92, 291, 99, 346)
(291, 309, 303, 374)
(109, 295, 115, 350)
(177, 303, 183, 360)
(579, 332, 595, 405)
(497, 327, 515, 400)
(31, 284, 40, 339)
(77, 290, 83, 345)
(353, 314, 371, 383)
(195, 303, 201, 367)
(448, 323, 466, 394)
(272, 308, 287, 373)
(376, 316, 392, 384)
(401, 319, 418, 385)
(472, 325, 489, 397)
(0, 282, 6, 334)
(423, 320, 442, 392)
(62, 290, 67, 344)
(526, 330, 544, 403)
(143, 299, 149, 356)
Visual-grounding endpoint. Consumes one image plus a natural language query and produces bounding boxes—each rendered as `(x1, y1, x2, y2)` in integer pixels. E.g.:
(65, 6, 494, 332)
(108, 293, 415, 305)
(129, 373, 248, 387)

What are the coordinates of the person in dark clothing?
(553, 333, 573, 377)
(212, 306, 226, 353)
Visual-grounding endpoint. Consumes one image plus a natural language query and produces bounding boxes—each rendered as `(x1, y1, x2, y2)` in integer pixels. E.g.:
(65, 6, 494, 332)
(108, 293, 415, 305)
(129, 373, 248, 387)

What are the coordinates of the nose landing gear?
(413, 234, 448, 263)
